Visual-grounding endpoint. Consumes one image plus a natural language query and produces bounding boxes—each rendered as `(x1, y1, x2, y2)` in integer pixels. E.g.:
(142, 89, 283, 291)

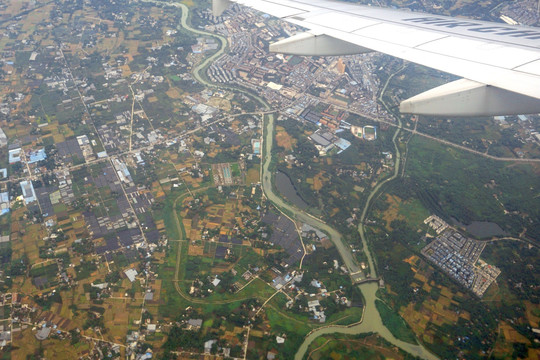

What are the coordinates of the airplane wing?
(212, 0, 540, 116)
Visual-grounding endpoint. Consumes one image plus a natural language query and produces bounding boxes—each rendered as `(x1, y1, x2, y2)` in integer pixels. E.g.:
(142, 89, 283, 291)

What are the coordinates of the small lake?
(466, 221, 506, 238)
(275, 171, 308, 210)
(453, 219, 506, 238)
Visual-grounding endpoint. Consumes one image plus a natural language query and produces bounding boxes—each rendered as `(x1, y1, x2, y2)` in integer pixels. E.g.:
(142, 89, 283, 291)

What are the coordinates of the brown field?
(104, 301, 131, 342)
(312, 172, 326, 191)
(450, 0, 491, 12)
(491, 329, 519, 357)
(381, 194, 404, 229)
(309, 334, 405, 360)
(229, 119, 242, 132)
(275, 126, 295, 150)
(125, 40, 140, 62)
(188, 244, 204, 256)
(500, 321, 530, 343)
(103, 300, 142, 343)
(399, 259, 476, 347)
(246, 166, 260, 184)
(20, 4, 55, 32)
(440, 287, 453, 298)
(524, 301, 540, 327)
(148, 279, 162, 302)
(166, 86, 183, 99)
(401, 303, 430, 339)
(320, 238, 334, 249)
(207, 149, 219, 158)
(413, 272, 427, 283)
(431, 299, 459, 324)
(329, 190, 340, 199)
(120, 64, 132, 76)
(528, 348, 540, 359)
(207, 97, 231, 111)
(97, 36, 120, 53)
(12, 328, 91, 360)
(422, 282, 432, 293)
(404, 255, 419, 267)
(155, 219, 165, 231)
(189, 228, 202, 240)
(22, 224, 46, 265)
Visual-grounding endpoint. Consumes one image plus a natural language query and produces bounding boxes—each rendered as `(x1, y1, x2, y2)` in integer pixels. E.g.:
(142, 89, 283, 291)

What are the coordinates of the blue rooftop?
(28, 148, 47, 164)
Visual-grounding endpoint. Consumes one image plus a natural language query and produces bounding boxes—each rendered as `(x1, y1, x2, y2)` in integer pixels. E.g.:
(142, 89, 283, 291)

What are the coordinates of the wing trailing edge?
(213, 0, 231, 16)
(400, 79, 540, 116)
(269, 32, 372, 56)
(211, 0, 540, 116)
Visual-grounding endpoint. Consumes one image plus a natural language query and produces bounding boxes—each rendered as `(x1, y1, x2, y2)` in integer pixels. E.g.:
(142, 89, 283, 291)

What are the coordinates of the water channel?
(262, 113, 438, 360)
(154, 2, 440, 358)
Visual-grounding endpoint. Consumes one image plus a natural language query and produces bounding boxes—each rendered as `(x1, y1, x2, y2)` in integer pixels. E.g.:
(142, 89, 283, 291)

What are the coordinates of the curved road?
(261, 112, 437, 360)
(147, 1, 438, 359)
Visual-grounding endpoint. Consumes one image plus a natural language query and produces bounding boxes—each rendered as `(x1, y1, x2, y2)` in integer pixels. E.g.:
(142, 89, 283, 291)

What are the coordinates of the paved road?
(302, 93, 540, 163)
(259, 112, 437, 360)
(148, 2, 438, 359)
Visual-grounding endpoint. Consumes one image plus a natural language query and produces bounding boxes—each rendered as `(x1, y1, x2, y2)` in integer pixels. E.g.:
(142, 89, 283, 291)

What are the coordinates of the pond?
(452, 218, 506, 238)
(465, 221, 506, 238)
(275, 170, 309, 210)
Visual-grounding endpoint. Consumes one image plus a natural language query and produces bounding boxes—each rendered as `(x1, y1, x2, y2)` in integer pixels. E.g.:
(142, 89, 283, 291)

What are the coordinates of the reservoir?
(275, 171, 309, 210)
(452, 218, 506, 238)
(465, 221, 506, 238)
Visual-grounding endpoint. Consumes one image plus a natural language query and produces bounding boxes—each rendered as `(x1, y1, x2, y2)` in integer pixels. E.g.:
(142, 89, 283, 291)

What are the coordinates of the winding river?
(147, 1, 439, 359)
(262, 113, 437, 360)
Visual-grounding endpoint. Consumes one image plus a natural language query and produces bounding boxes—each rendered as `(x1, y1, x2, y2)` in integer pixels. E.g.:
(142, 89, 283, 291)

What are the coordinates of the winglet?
(400, 79, 540, 116)
(212, 0, 232, 16)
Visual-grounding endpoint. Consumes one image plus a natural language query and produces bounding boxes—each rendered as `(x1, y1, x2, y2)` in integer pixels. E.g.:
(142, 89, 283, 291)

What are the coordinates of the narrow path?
(293, 65, 438, 359)
(357, 64, 407, 278)
(169, 187, 267, 305)
(307, 339, 330, 360)
(144, 2, 437, 359)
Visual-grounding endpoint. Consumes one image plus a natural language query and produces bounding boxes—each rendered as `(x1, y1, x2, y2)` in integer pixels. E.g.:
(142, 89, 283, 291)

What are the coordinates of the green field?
(375, 300, 417, 344)
(406, 136, 540, 239)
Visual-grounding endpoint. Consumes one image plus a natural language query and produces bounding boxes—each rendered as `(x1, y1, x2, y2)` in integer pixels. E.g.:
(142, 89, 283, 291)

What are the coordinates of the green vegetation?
(375, 300, 417, 344)
(74, 261, 97, 281)
(274, 117, 395, 236)
(29, 262, 58, 278)
(483, 241, 540, 305)
(302, 332, 429, 360)
(230, 162, 240, 177)
(406, 136, 540, 239)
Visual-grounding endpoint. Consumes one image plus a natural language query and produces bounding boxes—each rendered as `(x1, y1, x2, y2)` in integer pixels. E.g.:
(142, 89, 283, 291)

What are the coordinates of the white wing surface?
(213, 0, 540, 116)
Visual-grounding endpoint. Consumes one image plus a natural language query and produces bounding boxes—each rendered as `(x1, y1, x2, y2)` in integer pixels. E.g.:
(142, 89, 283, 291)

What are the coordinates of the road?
(159, 2, 438, 359)
(356, 64, 408, 279)
(261, 107, 437, 360)
(300, 93, 540, 163)
(169, 186, 265, 305)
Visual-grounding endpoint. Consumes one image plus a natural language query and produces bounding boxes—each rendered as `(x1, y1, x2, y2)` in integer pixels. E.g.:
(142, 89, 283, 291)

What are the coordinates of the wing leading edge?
(213, 0, 540, 116)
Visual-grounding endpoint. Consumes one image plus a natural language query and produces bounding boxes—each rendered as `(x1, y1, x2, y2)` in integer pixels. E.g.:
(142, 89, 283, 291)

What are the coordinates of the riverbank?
(153, 2, 438, 358)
